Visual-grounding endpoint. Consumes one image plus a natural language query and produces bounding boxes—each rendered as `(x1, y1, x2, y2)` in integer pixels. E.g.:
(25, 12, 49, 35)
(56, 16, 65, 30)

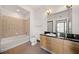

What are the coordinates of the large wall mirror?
(56, 18, 72, 38)
(47, 8, 72, 37)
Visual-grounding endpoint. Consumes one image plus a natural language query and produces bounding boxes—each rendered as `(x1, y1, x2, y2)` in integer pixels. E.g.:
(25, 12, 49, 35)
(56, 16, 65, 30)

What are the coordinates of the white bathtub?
(0, 35, 29, 52)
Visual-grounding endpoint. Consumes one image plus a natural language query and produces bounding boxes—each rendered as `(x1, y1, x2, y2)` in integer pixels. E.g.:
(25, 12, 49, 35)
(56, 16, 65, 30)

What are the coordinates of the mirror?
(68, 20, 72, 34)
(47, 21, 53, 32)
(56, 20, 67, 37)
(47, 9, 72, 35)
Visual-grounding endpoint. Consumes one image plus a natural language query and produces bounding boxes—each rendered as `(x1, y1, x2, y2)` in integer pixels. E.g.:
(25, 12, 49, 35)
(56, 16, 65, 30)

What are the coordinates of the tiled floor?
(1, 42, 50, 54)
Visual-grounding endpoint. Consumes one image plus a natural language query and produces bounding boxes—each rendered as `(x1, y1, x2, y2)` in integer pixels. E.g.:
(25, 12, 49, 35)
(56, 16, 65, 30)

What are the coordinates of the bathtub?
(0, 35, 29, 52)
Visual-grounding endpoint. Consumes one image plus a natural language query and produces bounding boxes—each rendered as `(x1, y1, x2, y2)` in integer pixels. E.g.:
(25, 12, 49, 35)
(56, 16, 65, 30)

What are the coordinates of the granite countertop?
(40, 34, 79, 43)
(40, 34, 64, 39)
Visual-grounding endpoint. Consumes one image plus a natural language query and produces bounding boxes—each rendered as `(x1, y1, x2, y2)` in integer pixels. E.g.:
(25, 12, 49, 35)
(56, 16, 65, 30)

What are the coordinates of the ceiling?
(0, 5, 30, 17)
(22, 5, 64, 10)
(0, 5, 66, 17)
(19, 5, 66, 14)
(0, 5, 65, 12)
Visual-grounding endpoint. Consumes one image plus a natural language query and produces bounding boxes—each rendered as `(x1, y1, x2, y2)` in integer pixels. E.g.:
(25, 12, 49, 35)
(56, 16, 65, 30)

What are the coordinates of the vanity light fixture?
(66, 5, 72, 8)
(45, 8, 52, 15)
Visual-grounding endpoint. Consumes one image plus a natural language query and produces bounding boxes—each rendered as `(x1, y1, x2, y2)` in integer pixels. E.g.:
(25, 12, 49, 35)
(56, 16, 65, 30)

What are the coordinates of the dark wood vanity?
(40, 34, 79, 54)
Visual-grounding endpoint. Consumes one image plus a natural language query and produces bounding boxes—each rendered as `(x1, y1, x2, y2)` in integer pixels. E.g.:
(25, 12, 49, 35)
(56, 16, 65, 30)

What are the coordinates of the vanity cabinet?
(50, 38, 64, 53)
(40, 35, 47, 48)
(64, 40, 79, 54)
(40, 35, 51, 51)
(40, 35, 79, 54)
(40, 35, 64, 53)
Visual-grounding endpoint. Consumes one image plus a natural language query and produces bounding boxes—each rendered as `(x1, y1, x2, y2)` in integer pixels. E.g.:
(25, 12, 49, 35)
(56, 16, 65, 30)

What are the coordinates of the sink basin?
(46, 33, 56, 37)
